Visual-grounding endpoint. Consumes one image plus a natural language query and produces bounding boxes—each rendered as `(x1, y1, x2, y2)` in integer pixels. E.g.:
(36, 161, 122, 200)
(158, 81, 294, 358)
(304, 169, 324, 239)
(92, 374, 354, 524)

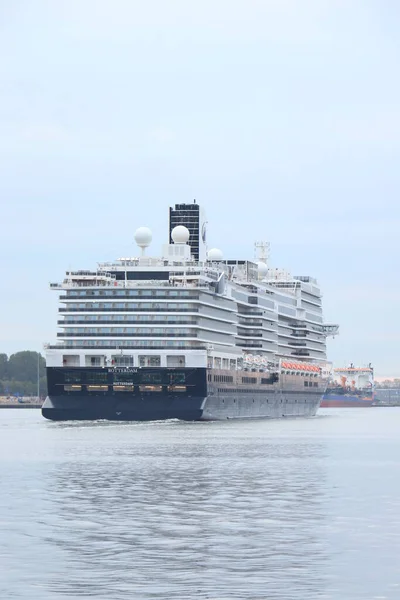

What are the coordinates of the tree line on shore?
(0, 351, 46, 397)
(375, 379, 400, 389)
(0, 351, 398, 396)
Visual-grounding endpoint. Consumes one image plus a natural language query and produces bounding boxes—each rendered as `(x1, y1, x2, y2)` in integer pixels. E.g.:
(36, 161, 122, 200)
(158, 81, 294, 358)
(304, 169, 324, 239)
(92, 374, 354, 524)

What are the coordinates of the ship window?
(139, 385, 163, 392)
(87, 385, 108, 392)
(112, 355, 134, 367)
(141, 372, 162, 384)
(168, 385, 186, 392)
(113, 372, 135, 383)
(113, 385, 134, 392)
(139, 355, 161, 367)
(62, 355, 80, 367)
(261, 376, 278, 384)
(242, 377, 257, 384)
(64, 385, 82, 392)
(86, 356, 103, 367)
(87, 372, 108, 384)
(64, 371, 81, 384)
(169, 372, 186, 384)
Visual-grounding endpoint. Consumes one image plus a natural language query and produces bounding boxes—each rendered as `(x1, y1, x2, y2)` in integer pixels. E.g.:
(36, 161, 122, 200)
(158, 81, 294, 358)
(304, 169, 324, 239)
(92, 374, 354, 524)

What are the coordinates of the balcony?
(59, 293, 200, 300)
(58, 332, 197, 338)
(57, 319, 196, 326)
(59, 307, 199, 313)
(48, 344, 206, 350)
(237, 332, 263, 338)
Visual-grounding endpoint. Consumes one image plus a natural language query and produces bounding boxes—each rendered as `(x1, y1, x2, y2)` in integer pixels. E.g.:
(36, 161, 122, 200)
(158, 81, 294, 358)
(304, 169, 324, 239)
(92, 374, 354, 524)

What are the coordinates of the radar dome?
(171, 225, 190, 244)
(207, 248, 223, 261)
(257, 261, 268, 277)
(134, 227, 152, 254)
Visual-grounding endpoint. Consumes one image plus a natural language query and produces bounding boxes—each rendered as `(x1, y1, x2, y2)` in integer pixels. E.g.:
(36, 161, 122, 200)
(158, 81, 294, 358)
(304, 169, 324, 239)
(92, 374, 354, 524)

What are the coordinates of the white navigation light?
(207, 248, 223, 261)
(134, 227, 152, 255)
(257, 261, 268, 277)
(171, 225, 190, 244)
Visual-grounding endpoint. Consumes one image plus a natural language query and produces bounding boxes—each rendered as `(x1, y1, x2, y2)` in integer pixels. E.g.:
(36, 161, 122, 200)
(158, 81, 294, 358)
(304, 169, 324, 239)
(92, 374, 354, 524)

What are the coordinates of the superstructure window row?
(59, 340, 204, 348)
(61, 302, 199, 310)
(63, 327, 198, 335)
(62, 315, 197, 323)
(63, 290, 199, 298)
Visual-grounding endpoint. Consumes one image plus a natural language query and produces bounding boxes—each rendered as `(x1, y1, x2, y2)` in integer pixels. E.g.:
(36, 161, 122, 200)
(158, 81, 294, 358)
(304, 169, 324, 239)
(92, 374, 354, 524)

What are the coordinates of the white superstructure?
(46, 219, 337, 372)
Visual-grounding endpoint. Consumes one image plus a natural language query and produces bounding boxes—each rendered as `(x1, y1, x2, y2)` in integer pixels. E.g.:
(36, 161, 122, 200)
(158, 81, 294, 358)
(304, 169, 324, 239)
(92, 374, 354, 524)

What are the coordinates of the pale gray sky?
(0, 1, 399, 376)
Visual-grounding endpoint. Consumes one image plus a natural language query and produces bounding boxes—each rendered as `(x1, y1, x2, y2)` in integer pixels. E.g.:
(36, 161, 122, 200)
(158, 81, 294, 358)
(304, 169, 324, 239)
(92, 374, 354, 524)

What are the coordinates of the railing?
(57, 333, 198, 338)
(57, 319, 196, 325)
(59, 307, 200, 313)
(51, 279, 217, 291)
(59, 293, 201, 300)
(236, 343, 263, 348)
(237, 333, 263, 338)
(47, 344, 207, 350)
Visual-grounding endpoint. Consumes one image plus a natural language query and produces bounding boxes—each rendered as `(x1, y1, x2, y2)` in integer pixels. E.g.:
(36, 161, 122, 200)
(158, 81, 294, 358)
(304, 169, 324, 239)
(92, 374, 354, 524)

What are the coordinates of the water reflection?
(43, 424, 328, 599)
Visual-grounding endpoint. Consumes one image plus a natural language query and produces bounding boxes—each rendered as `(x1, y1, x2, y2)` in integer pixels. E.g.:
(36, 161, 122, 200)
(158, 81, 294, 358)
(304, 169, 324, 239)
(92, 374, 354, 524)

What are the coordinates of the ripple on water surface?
(0, 409, 400, 599)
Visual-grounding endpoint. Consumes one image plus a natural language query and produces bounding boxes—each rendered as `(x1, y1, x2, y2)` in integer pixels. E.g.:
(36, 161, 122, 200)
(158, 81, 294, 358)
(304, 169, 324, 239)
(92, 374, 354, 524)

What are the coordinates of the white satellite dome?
(207, 248, 223, 261)
(257, 261, 268, 277)
(171, 225, 190, 244)
(134, 227, 152, 254)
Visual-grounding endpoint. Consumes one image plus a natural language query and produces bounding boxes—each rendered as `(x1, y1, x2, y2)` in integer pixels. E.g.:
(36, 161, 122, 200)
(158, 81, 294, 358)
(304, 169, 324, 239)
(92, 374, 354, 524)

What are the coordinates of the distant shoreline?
(0, 404, 42, 409)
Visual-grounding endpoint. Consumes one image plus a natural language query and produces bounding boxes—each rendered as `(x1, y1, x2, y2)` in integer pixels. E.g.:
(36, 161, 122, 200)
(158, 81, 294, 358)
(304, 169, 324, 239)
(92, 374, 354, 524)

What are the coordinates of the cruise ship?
(42, 201, 338, 421)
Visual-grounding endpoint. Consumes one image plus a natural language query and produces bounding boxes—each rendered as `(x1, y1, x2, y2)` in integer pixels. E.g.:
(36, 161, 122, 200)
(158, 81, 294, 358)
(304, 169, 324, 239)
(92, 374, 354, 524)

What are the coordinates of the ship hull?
(41, 395, 204, 421)
(42, 391, 321, 421)
(43, 366, 322, 421)
(320, 393, 373, 408)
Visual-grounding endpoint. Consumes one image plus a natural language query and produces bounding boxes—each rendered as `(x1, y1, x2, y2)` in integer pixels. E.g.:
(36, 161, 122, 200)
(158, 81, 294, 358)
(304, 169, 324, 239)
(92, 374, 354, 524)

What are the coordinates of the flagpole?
(37, 352, 40, 400)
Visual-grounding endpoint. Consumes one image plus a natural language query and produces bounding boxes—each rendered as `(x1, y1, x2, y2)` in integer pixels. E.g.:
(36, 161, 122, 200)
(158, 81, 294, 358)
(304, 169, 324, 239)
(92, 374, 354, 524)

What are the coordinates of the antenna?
(254, 241, 270, 264)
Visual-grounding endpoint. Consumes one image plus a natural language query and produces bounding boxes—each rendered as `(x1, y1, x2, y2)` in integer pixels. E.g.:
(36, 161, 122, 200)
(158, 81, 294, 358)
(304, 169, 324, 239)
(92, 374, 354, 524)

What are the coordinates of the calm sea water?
(0, 408, 399, 600)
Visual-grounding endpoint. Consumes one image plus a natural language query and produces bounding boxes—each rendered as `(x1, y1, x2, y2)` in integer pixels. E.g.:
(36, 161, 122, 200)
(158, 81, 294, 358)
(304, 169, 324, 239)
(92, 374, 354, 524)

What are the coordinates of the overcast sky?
(0, 1, 399, 376)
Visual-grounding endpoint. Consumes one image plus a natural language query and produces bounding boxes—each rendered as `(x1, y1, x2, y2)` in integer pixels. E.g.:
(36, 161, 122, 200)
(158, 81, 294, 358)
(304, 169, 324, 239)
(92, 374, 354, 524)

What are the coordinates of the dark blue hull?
(42, 395, 205, 421)
(42, 390, 321, 421)
(43, 366, 322, 421)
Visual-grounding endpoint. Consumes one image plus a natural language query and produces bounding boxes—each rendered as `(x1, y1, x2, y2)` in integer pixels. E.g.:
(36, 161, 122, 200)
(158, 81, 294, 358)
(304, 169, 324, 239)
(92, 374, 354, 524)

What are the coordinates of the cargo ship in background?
(320, 364, 374, 407)
(42, 200, 339, 421)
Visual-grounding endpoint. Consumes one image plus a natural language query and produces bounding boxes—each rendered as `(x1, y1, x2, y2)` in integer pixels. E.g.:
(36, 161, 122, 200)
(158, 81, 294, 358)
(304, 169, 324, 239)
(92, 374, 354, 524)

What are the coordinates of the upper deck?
(46, 206, 338, 369)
